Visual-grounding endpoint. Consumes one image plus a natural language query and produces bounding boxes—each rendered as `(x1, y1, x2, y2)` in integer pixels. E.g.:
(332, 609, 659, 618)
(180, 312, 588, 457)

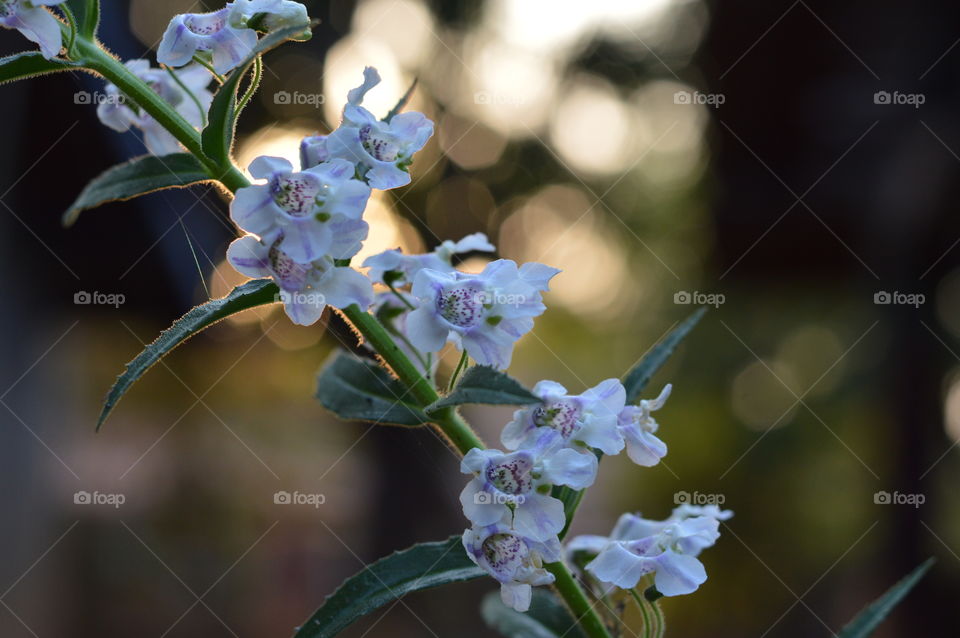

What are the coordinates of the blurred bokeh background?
(1, 0, 959, 635)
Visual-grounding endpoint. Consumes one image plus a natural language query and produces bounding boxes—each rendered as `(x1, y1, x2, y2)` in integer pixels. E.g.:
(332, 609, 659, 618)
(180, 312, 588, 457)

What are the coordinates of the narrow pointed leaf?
(293, 535, 484, 638)
(426, 365, 540, 413)
(837, 558, 934, 638)
(97, 279, 279, 429)
(623, 307, 707, 403)
(481, 590, 587, 638)
(315, 352, 428, 426)
(64, 153, 211, 226)
(0, 51, 77, 85)
(203, 24, 312, 164)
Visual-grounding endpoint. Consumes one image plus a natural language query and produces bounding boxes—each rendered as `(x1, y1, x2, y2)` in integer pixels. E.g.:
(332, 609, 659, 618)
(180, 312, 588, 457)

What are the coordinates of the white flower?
(406, 259, 559, 369)
(321, 67, 434, 190)
(230, 156, 371, 264)
(157, 1, 273, 75)
(502, 379, 627, 455)
(95, 61, 213, 156)
(617, 384, 672, 467)
(568, 506, 732, 597)
(227, 228, 373, 325)
(0, 0, 67, 60)
(462, 519, 561, 612)
(363, 233, 496, 286)
(460, 430, 597, 542)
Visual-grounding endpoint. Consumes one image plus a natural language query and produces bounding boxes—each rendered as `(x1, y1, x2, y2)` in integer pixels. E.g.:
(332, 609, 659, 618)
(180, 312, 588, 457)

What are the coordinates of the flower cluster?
(462, 378, 730, 611)
(225, 66, 440, 324)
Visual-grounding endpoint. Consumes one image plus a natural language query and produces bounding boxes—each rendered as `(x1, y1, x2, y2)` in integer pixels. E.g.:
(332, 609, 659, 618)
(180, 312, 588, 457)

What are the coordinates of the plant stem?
(546, 562, 613, 638)
(74, 38, 250, 193)
(448, 350, 468, 392)
(341, 304, 485, 454)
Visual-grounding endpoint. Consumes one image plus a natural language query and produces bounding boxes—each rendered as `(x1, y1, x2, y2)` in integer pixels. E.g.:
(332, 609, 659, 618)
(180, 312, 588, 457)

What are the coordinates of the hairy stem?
(74, 38, 249, 193)
(547, 562, 614, 638)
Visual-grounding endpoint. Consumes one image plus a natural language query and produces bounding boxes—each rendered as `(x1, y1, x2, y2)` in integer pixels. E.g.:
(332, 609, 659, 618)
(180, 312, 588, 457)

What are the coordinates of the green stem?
(237, 55, 262, 113)
(448, 350, 468, 392)
(546, 562, 613, 638)
(164, 66, 208, 128)
(341, 304, 484, 454)
(74, 38, 250, 193)
(192, 54, 225, 83)
(630, 589, 654, 638)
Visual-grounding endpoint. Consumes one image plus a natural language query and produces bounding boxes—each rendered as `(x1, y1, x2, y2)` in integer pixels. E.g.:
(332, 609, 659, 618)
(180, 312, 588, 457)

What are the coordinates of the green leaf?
(202, 24, 310, 165)
(0, 51, 77, 85)
(97, 279, 279, 430)
(481, 590, 587, 638)
(315, 352, 428, 426)
(293, 535, 484, 638)
(63, 153, 211, 226)
(837, 558, 934, 638)
(65, 0, 100, 38)
(623, 307, 707, 404)
(426, 365, 540, 413)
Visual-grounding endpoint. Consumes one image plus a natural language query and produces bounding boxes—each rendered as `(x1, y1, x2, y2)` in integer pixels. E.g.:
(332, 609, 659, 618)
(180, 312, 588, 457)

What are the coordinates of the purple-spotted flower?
(363, 233, 496, 286)
(501, 379, 627, 456)
(0, 0, 67, 60)
(227, 227, 373, 325)
(463, 519, 561, 613)
(231, 156, 371, 264)
(158, 0, 308, 75)
(320, 67, 434, 190)
(617, 384, 672, 467)
(567, 506, 732, 597)
(96, 61, 213, 156)
(406, 259, 559, 369)
(460, 430, 597, 542)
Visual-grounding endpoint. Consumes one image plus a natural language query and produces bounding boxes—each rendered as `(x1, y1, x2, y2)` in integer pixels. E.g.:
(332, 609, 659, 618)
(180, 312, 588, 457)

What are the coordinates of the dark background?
(1, 0, 958, 636)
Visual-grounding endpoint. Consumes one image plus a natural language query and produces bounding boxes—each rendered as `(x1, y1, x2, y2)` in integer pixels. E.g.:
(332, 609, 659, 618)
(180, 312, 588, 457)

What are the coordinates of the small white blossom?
(363, 233, 496, 286)
(502, 379, 627, 455)
(96, 61, 213, 156)
(406, 259, 559, 369)
(230, 156, 371, 264)
(462, 519, 561, 613)
(460, 429, 597, 542)
(567, 506, 732, 597)
(0, 0, 67, 60)
(227, 228, 373, 325)
(316, 67, 434, 190)
(617, 384, 672, 467)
